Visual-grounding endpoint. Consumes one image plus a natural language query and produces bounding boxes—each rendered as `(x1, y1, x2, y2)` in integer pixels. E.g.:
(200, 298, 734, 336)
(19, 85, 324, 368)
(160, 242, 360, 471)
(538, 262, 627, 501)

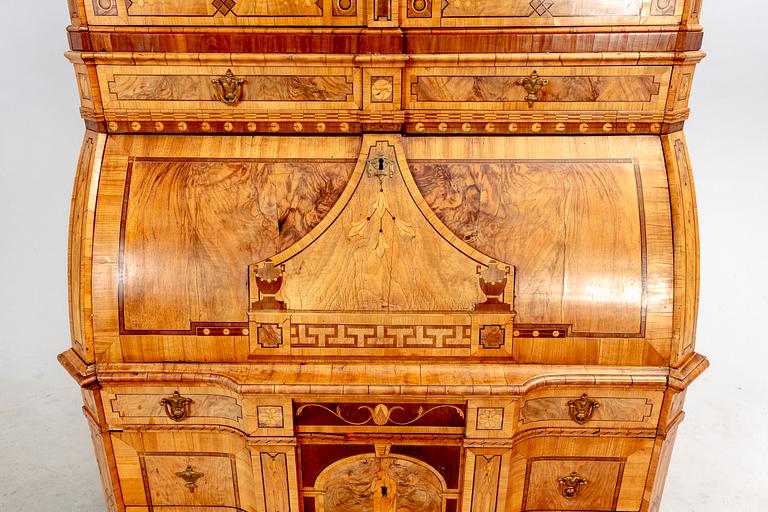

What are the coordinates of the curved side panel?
(662, 131, 700, 367)
(68, 130, 106, 363)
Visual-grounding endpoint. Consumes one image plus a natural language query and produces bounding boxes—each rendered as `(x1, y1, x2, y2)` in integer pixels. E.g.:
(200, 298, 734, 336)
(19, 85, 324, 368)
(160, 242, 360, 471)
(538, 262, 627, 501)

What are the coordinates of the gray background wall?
(1, 1, 766, 509)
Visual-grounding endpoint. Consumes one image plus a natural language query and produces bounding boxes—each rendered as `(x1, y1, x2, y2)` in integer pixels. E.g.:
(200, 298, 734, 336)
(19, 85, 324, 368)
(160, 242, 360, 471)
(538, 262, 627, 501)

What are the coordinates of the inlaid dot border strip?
(103, 120, 670, 135)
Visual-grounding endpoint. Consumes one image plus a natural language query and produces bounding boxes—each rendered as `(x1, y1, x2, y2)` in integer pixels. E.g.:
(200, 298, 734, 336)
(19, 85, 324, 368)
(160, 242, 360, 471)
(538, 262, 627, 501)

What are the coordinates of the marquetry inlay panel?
(80, 0, 688, 27)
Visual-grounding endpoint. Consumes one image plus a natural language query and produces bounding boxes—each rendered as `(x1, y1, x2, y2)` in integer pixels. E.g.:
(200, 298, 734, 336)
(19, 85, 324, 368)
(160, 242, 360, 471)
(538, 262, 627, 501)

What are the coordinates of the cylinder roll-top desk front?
(61, 1, 708, 511)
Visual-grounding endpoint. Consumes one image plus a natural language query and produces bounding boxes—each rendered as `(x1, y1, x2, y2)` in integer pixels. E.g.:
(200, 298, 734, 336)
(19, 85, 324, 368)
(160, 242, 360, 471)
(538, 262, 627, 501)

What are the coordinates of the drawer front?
(79, 0, 687, 27)
(111, 430, 260, 510)
(404, 0, 687, 28)
(523, 457, 627, 511)
(510, 436, 654, 512)
(519, 387, 664, 430)
(103, 386, 246, 431)
(97, 62, 361, 121)
(75, 53, 699, 135)
(406, 64, 671, 114)
(82, 0, 366, 26)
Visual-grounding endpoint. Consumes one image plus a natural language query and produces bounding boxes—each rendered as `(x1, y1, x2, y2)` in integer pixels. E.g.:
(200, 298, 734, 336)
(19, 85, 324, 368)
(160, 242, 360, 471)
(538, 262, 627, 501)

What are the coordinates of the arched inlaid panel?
(314, 454, 446, 512)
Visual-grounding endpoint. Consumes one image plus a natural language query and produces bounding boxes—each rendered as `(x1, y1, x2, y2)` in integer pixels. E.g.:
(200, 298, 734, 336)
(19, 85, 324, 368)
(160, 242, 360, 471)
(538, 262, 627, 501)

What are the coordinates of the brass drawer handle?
(516, 71, 549, 107)
(176, 466, 204, 493)
(212, 69, 245, 105)
(160, 391, 192, 422)
(567, 393, 600, 424)
(558, 472, 588, 499)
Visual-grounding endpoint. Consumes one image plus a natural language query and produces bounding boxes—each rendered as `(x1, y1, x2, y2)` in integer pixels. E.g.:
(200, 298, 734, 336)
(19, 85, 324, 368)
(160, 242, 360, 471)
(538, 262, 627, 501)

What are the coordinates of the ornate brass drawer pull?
(176, 466, 204, 493)
(558, 472, 588, 499)
(212, 69, 245, 105)
(567, 393, 600, 424)
(516, 71, 549, 107)
(160, 391, 192, 422)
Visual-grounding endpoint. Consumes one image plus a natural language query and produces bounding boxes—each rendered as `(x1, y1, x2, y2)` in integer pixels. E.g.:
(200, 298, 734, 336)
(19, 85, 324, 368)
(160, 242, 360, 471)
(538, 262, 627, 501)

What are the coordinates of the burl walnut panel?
(122, 157, 354, 331)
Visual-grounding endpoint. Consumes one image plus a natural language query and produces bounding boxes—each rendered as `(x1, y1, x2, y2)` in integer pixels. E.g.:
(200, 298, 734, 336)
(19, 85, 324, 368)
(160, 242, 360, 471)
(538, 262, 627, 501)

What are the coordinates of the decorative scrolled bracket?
(212, 69, 245, 105)
(516, 71, 549, 107)
(558, 472, 588, 499)
(567, 393, 600, 424)
(176, 466, 204, 493)
(160, 391, 192, 422)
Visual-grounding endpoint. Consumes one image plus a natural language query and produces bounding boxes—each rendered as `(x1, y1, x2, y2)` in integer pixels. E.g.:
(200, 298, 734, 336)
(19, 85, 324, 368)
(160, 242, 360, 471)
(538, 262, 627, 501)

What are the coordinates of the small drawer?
(110, 430, 260, 510)
(519, 387, 664, 430)
(511, 436, 654, 512)
(102, 385, 245, 431)
(523, 457, 627, 511)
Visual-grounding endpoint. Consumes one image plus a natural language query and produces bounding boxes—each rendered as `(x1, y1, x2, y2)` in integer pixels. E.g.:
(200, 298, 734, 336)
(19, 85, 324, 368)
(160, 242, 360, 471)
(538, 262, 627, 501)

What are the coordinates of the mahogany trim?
(66, 26, 703, 54)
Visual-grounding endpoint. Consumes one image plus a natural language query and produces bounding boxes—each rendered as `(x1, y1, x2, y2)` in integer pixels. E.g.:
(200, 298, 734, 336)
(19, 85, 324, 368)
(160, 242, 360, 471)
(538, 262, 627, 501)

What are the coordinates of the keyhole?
(378, 158, 385, 170)
(381, 486, 387, 497)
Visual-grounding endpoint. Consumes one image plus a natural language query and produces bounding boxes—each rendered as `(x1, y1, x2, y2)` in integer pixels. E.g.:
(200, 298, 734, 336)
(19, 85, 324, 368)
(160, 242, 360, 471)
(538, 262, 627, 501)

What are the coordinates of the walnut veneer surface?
(61, 1, 708, 511)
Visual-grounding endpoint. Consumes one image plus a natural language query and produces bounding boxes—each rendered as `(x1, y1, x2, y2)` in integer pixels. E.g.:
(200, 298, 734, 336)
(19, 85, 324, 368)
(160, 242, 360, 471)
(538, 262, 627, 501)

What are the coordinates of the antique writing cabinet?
(61, 1, 709, 511)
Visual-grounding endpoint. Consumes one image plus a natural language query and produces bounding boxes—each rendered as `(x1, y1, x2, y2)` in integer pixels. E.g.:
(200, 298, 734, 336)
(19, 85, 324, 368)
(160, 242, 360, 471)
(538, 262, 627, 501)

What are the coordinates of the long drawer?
(517, 387, 664, 432)
(100, 382, 664, 436)
(69, 51, 702, 135)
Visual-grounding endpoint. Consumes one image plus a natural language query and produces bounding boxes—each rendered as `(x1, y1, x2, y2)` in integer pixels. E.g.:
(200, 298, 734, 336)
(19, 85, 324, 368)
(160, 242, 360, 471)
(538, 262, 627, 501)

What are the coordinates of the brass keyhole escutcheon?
(366, 147, 396, 182)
